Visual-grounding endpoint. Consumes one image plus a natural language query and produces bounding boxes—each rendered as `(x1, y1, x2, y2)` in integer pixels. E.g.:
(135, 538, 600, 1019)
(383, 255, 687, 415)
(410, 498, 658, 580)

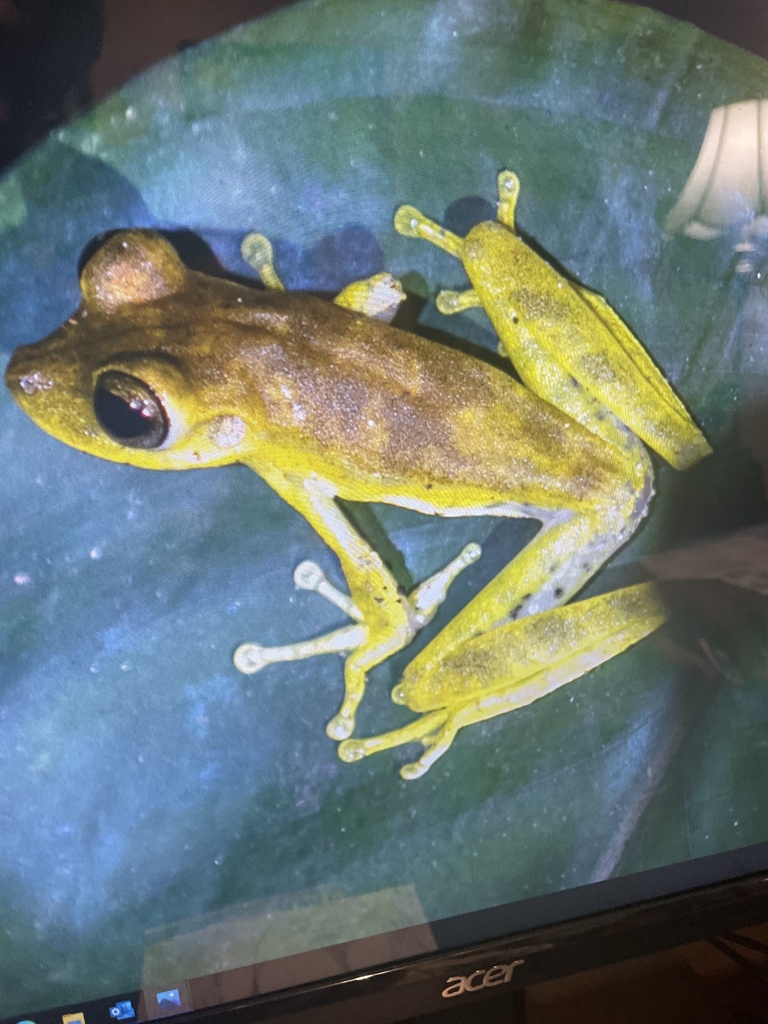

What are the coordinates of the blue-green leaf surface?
(1, 0, 768, 1012)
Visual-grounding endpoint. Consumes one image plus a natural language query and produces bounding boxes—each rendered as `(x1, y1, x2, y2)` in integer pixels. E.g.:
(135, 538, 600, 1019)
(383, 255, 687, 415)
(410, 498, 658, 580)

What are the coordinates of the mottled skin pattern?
(6, 172, 711, 778)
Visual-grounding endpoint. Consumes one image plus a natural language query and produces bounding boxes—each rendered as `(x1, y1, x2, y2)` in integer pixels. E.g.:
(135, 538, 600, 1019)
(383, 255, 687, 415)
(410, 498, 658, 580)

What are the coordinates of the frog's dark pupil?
(93, 371, 168, 449)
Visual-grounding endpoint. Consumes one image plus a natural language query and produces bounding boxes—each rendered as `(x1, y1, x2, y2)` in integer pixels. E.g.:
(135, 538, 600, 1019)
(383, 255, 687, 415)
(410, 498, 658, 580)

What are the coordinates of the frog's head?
(6, 231, 254, 471)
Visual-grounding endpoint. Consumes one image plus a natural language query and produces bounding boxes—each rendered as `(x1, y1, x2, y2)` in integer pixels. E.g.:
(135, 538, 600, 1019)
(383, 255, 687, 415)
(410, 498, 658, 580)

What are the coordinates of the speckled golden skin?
(6, 172, 710, 778)
(7, 232, 626, 509)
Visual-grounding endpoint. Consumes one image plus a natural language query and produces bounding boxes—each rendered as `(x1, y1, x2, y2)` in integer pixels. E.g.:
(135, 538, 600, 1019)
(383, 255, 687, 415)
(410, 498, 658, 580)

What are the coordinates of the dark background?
(0, 0, 766, 174)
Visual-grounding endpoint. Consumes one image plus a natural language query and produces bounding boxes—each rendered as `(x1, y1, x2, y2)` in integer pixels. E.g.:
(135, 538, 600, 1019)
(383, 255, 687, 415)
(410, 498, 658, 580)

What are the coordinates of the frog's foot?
(323, 541, 482, 741)
(336, 708, 450, 779)
(233, 560, 365, 675)
(339, 707, 452, 778)
(436, 289, 482, 315)
(233, 541, 481, 693)
(241, 233, 285, 290)
(338, 583, 666, 778)
(395, 171, 520, 259)
(395, 172, 523, 321)
(496, 170, 521, 229)
(393, 206, 487, 323)
(394, 205, 464, 257)
(241, 231, 405, 323)
(335, 273, 406, 323)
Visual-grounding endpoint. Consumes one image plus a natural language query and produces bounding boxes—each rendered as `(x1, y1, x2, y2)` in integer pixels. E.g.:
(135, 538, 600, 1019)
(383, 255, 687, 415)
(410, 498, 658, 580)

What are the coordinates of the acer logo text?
(441, 959, 524, 998)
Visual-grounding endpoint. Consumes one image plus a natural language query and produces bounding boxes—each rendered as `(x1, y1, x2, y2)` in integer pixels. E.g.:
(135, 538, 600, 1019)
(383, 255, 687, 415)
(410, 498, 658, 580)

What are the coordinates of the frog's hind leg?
(338, 582, 666, 779)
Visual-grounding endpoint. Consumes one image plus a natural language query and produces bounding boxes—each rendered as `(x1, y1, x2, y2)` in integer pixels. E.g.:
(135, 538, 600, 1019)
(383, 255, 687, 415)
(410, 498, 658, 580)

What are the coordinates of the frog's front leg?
(242, 231, 406, 323)
(233, 546, 480, 674)
(339, 582, 665, 778)
(235, 232, 480, 736)
(233, 560, 368, 674)
(234, 465, 481, 740)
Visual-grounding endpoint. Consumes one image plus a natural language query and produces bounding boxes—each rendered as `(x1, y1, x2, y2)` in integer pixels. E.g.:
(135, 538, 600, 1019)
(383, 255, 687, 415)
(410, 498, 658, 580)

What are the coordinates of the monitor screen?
(2, 0, 768, 1022)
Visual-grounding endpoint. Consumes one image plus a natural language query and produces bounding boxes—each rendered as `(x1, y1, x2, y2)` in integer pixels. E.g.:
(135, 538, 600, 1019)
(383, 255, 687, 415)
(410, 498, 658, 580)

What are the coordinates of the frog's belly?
(373, 492, 569, 526)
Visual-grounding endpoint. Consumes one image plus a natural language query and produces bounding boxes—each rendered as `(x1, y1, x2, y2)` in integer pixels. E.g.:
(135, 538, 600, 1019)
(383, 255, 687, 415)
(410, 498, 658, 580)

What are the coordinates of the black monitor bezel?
(157, 858, 768, 1023)
(14, 843, 765, 1024)
(3, 2, 768, 1022)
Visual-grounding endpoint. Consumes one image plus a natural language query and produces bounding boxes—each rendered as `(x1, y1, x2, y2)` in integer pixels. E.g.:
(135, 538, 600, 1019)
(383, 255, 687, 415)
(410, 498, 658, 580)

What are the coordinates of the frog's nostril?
(18, 370, 55, 395)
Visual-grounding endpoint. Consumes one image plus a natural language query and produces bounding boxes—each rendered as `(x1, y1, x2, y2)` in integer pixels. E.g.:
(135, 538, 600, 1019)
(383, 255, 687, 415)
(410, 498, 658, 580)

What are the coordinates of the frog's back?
(235, 292, 632, 516)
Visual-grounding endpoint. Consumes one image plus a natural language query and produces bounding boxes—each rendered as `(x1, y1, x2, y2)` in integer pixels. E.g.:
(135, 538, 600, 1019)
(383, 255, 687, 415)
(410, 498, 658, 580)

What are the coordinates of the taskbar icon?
(108, 1002, 136, 1022)
(154, 992, 180, 1015)
(136, 982, 190, 1020)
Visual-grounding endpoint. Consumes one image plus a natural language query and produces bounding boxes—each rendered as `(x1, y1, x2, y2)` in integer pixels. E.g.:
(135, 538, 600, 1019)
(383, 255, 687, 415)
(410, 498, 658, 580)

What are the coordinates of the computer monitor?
(2, 1, 768, 1022)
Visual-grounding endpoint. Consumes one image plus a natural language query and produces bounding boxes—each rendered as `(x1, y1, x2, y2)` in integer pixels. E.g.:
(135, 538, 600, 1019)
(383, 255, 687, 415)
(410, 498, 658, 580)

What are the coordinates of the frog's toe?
(393, 204, 464, 258)
(400, 722, 459, 778)
(400, 760, 430, 781)
(241, 232, 285, 290)
(233, 623, 366, 677)
(326, 711, 355, 741)
(496, 169, 521, 229)
(294, 559, 363, 621)
(436, 289, 482, 316)
(409, 542, 482, 626)
(337, 738, 366, 762)
(390, 683, 407, 705)
(233, 642, 270, 674)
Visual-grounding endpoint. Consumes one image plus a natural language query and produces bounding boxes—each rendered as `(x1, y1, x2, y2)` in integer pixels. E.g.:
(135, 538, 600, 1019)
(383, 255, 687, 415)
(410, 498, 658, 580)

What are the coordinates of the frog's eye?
(93, 371, 169, 449)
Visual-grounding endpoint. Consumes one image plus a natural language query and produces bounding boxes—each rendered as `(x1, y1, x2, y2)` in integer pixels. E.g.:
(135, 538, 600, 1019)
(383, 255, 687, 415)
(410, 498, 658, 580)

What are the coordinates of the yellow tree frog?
(5, 171, 710, 779)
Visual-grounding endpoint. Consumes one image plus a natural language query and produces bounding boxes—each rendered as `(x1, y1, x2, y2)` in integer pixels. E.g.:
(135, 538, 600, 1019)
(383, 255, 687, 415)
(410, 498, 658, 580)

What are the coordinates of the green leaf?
(1, 0, 767, 1011)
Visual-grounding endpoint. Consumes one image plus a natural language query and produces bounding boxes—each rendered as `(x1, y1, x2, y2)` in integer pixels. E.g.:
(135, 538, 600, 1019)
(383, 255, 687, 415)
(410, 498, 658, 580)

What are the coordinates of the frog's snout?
(5, 343, 55, 405)
(4, 340, 81, 445)
(7, 365, 56, 399)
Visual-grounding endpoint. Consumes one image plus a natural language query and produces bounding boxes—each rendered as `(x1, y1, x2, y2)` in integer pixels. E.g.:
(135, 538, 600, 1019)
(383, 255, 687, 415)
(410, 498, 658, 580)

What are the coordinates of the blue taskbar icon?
(108, 1002, 135, 1021)
(156, 991, 181, 1010)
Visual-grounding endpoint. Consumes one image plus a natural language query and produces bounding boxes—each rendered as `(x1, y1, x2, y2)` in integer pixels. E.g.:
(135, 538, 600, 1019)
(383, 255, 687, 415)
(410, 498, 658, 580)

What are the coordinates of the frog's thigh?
(338, 583, 666, 778)
(406, 501, 636, 687)
(567, 283, 710, 469)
